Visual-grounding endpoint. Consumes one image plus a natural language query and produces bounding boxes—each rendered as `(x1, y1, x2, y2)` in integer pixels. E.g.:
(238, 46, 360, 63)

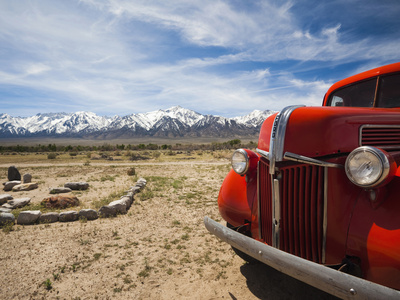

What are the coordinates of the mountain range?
(0, 106, 276, 139)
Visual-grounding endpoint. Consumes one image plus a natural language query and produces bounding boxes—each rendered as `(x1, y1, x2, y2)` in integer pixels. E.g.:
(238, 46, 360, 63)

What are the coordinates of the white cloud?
(0, 0, 399, 117)
(25, 63, 52, 76)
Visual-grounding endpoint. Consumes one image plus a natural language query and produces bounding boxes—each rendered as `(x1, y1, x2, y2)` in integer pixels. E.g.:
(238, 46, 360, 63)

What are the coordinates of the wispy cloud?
(0, 0, 399, 117)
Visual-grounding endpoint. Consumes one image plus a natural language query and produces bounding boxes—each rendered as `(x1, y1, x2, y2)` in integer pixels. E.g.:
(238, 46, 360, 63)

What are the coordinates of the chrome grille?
(258, 160, 325, 263)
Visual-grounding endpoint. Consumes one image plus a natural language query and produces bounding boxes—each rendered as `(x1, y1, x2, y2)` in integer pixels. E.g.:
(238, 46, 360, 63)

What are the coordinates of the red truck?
(205, 62, 400, 299)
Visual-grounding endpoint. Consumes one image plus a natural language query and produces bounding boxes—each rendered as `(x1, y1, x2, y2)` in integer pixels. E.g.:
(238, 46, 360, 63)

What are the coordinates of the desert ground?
(0, 150, 339, 299)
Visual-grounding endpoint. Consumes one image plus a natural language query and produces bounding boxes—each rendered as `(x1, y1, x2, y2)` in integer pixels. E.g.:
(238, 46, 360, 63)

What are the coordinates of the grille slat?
(310, 167, 319, 262)
(361, 126, 400, 148)
(259, 160, 325, 263)
(293, 168, 300, 256)
(304, 167, 312, 261)
(317, 168, 325, 263)
(259, 162, 273, 246)
(281, 168, 289, 253)
(299, 168, 306, 259)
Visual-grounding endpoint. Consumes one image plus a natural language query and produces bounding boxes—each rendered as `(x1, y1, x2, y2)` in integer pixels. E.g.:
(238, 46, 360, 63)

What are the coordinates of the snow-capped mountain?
(0, 106, 276, 139)
(233, 110, 275, 127)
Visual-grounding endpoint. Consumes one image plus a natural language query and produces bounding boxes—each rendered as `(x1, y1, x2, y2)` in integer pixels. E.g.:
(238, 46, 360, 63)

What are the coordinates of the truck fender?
(217, 169, 255, 227)
(346, 183, 400, 290)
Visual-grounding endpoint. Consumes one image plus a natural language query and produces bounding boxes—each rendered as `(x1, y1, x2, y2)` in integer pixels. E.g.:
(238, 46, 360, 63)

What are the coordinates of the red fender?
(218, 169, 255, 227)
(346, 177, 400, 290)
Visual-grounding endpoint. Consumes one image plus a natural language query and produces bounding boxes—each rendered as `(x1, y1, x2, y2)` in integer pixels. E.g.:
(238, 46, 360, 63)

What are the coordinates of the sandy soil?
(0, 156, 338, 299)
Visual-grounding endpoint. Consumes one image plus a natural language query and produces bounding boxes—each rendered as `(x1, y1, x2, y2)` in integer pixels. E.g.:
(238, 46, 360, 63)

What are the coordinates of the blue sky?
(0, 0, 399, 118)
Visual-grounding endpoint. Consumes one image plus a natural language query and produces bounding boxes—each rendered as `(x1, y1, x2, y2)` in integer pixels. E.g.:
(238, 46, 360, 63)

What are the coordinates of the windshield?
(376, 73, 400, 108)
(328, 79, 376, 107)
(327, 73, 400, 108)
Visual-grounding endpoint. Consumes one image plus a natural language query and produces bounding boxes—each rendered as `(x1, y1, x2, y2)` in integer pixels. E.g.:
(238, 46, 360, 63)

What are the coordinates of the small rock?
(98, 205, 117, 218)
(41, 196, 79, 209)
(3, 181, 21, 192)
(138, 177, 147, 184)
(22, 173, 32, 183)
(131, 186, 142, 194)
(108, 199, 127, 214)
(79, 209, 98, 221)
(64, 182, 89, 191)
(12, 183, 38, 192)
(0, 194, 13, 205)
(59, 211, 79, 222)
(2, 198, 31, 209)
(120, 195, 133, 209)
(135, 183, 145, 189)
(39, 212, 59, 224)
(0, 212, 15, 226)
(133, 178, 147, 192)
(17, 210, 41, 225)
(8, 166, 21, 181)
(0, 207, 11, 213)
(49, 187, 72, 194)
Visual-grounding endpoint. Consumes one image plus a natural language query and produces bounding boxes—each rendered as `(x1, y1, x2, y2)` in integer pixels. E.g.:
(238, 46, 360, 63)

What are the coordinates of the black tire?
(227, 222, 259, 264)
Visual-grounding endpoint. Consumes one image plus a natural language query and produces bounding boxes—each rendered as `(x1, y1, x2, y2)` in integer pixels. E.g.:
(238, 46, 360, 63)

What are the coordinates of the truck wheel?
(227, 223, 259, 264)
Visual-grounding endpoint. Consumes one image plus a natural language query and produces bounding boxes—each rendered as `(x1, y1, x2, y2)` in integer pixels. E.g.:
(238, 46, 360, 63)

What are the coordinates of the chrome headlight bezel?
(231, 149, 249, 175)
(345, 146, 391, 188)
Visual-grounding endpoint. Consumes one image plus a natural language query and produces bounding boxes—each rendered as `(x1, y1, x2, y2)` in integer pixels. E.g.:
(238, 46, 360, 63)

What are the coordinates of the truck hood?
(258, 106, 400, 158)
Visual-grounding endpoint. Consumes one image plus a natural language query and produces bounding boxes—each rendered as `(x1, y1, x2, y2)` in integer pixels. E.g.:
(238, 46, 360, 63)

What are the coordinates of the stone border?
(0, 178, 147, 227)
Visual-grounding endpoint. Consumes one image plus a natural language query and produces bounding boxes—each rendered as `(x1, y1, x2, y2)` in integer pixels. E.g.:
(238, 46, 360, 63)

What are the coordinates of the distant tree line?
(0, 139, 256, 153)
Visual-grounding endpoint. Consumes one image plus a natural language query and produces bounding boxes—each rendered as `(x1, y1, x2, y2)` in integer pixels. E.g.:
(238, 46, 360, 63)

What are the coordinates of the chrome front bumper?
(204, 216, 400, 300)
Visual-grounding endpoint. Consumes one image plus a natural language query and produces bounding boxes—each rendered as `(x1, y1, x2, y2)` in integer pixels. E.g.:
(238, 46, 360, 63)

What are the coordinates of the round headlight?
(231, 149, 249, 175)
(345, 146, 391, 188)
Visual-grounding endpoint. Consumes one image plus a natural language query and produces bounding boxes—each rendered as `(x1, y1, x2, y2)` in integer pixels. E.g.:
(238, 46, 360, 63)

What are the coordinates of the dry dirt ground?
(0, 152, 339, 299)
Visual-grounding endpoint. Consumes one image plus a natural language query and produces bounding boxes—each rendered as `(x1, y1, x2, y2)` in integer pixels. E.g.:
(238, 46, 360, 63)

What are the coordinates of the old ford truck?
(205, 62, 400, 299)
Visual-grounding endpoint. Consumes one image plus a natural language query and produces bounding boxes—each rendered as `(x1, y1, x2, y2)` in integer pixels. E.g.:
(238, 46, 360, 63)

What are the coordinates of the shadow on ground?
(239, 262, 341, 300)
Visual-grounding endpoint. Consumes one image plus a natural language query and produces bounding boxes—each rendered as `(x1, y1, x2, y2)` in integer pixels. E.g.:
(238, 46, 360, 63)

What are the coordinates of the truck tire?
(227, 222, 259, 264)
